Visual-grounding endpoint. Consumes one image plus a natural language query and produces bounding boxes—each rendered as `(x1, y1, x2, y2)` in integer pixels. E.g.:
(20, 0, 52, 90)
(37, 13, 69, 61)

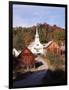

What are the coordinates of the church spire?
(28, 26, 44, 55)
(35, 27, 40, 42)
(36, 27, 39, 37)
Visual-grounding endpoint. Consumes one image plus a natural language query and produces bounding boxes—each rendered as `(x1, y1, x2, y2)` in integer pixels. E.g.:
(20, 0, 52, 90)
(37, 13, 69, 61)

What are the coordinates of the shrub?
(46, 52, 65, 70)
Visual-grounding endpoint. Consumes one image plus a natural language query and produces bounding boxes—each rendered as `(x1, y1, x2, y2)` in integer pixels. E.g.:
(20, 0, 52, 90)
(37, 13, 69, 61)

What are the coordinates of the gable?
(18, 47, 35, 59)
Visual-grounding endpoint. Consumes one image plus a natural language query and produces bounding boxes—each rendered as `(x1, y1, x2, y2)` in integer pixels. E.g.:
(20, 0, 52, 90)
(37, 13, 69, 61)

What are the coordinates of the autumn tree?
(23, 32, 32, 47)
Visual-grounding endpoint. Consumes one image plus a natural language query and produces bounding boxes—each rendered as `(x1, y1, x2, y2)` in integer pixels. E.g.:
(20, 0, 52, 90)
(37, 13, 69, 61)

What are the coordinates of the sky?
(13, 4, 65, 28)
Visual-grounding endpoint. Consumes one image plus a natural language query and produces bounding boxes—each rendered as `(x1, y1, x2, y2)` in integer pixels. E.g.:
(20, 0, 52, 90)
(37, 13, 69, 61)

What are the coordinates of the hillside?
(13, 23, 65, 50)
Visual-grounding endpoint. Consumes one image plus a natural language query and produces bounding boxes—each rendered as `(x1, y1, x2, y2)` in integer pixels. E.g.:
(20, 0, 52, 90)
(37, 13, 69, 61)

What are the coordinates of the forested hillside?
(13, 23, 65, 50)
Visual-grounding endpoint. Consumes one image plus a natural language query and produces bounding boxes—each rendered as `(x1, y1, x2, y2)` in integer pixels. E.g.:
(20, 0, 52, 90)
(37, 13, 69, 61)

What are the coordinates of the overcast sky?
(13, 4, 65, 28)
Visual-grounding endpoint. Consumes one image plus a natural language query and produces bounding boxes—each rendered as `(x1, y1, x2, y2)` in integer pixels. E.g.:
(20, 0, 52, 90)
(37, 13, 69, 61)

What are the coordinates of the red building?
(18, 47, 35, 70)
(44, 41, 60, 55)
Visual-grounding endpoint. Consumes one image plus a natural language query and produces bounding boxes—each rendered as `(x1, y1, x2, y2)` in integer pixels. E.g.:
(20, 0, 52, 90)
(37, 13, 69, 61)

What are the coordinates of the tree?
(16, 32, 24, 50)
(23, 32, 32, 47)
(54, 30, 65, 41)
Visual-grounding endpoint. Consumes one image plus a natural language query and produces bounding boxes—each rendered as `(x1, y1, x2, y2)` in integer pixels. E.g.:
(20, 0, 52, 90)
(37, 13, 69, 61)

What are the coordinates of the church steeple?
(35, 27, 40, 42)
(35, 27, 39, 37)
(28, 26, 44, 55)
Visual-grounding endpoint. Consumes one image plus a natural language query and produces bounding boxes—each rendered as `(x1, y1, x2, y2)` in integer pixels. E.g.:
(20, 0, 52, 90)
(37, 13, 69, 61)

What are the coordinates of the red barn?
(44, 41, 60, 55)
(47, 42, 59, 53)
(17, 47, 35, 70)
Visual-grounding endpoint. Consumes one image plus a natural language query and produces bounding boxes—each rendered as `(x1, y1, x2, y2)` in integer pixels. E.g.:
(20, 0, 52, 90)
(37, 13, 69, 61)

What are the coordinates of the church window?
(36, 44, 39, 46)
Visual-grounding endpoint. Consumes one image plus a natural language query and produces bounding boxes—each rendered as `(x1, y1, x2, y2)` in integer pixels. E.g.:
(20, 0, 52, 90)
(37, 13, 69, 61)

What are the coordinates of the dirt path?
(35, 56, 49, 70)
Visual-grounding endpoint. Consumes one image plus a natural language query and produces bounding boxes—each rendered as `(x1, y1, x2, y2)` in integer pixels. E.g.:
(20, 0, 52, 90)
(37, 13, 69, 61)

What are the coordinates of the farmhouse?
(13, 48, 20, 57)
(44, 41, 60, 54)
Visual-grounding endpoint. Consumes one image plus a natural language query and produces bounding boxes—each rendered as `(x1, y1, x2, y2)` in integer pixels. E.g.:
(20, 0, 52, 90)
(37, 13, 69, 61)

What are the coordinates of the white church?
(28, 27, 44, 55)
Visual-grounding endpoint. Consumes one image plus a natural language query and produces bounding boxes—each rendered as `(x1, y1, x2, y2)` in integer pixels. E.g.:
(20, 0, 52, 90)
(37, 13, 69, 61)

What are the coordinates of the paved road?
(13, 70, 47, 88)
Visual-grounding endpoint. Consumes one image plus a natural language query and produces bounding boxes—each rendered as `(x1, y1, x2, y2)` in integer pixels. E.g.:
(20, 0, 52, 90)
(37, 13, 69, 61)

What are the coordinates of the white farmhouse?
(12, 48, 20, 57)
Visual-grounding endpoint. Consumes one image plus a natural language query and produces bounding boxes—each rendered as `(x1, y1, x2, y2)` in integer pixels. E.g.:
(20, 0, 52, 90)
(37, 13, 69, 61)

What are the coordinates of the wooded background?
(13, 23, 65, 50)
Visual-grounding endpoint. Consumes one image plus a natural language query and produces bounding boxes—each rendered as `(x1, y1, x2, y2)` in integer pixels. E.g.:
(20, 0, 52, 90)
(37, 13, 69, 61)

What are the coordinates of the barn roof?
(43, 40, 59, 49)
(43, 40, 53, 48)
(17, 47, 35, 59)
